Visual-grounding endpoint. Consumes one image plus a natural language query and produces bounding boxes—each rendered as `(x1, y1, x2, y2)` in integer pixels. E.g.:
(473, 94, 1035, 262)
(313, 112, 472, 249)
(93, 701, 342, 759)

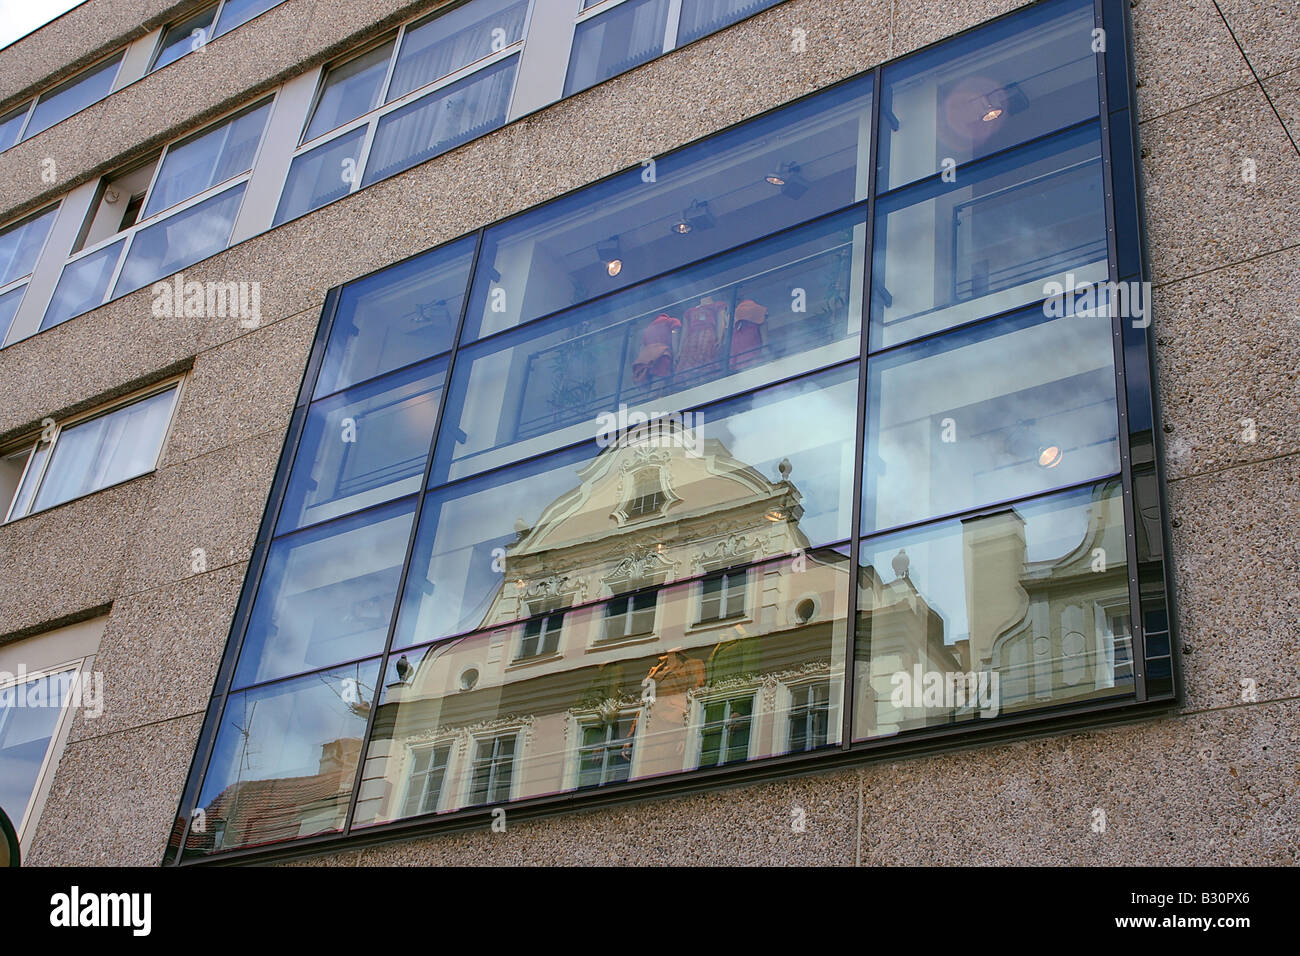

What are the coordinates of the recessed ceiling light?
(1037, 445, 1064, 468)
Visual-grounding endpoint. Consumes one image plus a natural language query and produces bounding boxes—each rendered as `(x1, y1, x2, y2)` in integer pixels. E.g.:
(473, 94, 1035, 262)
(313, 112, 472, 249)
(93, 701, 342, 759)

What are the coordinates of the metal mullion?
(169, 285, 347, 864)
(375, 20, 405, 105)
(340, 229, 487, 834)
(841, 65, 881, 752)
(296, 109, 378, 155)
(352, 119, 380, 195)
(12, 99, 36, 143)
(4, 436, 49, 522)
(1093, 0, 1145, 701)
(664, 0, 683, 51)
(100, 233, 132, 307)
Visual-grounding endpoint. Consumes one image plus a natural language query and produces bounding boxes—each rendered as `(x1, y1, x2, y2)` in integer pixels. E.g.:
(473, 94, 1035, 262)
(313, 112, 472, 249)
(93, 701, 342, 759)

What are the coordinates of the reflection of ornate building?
(355, 425, 851, 825)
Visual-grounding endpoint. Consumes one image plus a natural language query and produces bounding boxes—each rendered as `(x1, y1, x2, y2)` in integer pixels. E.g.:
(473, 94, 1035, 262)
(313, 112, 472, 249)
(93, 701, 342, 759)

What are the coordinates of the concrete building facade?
(0, 0, 1295, 867)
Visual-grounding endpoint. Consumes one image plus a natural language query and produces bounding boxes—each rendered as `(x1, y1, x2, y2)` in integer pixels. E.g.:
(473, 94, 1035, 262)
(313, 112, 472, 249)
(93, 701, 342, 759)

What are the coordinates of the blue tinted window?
(278, 358, 446, 533)
(274, 127, 366, 225)
(877, 0, 1100, 191)
(303, 43, 393, 143)
(213, 0, 283, 36)
(362, 56, 518, 187)
(315, 235, 476, 398)
(235, 498, 416, 688)
(0, 106, 27, 151)
(439, 208, 865, 481)
(466, 75, 872, 342)
(0, 287, 24, 345)
(677, 0, 784, 45)
(862, 305, 1119, 534)
(40, 239, 126, 331)
(22, 54, 122, 140)
(387, 0, 529, 102)
(151, 7, 219, 73)
(0, 205, 58, 286)
(565, 0, 670, 97)
(870, 122, 1106, 349)
(144, 102, 270, 219)
(114, 185, 246, 297)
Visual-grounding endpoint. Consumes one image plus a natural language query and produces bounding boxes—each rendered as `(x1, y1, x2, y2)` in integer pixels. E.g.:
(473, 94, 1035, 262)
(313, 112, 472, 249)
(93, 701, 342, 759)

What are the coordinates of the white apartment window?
(2, 380, 182, 521)
(517, 611, 564, 659)
(697, 693, 754, 767)
(0, 204, 59, 345)
(273, 0, 530, 225)
(0, 616, 105, 859)
(402, 743, 452, 815)
(39, 100, 272, 332)
(468, 732, 516, 804)
(698, 567, 747, 623)
(149, 0, 289, 73)
(603, 589, 658, 640)
(0, 52, 125, 151)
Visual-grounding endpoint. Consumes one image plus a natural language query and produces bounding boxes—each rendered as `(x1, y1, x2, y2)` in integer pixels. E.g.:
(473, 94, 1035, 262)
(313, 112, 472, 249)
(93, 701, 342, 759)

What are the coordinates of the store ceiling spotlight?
(764, 161, 808, 199)
(672, 199, 715, 235)
(597, 236, 623, 277)
(1037, 444, 1064, 468)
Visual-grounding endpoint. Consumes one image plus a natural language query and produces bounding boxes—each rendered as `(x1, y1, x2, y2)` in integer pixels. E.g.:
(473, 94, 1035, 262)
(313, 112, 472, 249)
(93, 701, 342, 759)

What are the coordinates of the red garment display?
(677, 298, 728, 373)
(730, 298, 768, 368)
(632, 313, 681, 383)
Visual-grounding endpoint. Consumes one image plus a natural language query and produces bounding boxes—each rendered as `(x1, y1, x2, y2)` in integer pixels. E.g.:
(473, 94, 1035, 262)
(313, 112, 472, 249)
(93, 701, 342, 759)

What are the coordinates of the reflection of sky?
(862, 485, 1101, 644)
(203, 661, 378, 798)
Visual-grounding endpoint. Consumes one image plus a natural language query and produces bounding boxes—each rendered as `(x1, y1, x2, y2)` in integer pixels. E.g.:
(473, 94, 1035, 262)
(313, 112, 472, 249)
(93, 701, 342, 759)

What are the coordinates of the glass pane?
(39, 239, 125, 331)
(277, 358, 446, 533)
(387, 0, 529, 102)
(144, 102, 270, 218)
(854, 480, 1132, 740)
(0, 205, 58, 286)
(399, 363, 858, 649)
(0, 286, 23, 345)
(354, 549, 847, 825)
(0, 106, 26, 150)
(213, 0, 282, 36)
(862, 306, 1119, 534)
(465, 75, 871, 341)
(234, 497, 415, 688)
(870, 122, 1107, 349)
(676, 0, 784, 45)
(22, 54, 122, 140)
(362, 55, 517, 187)
(314, 234, 476, 398)
(0, 669, 75, 831)
(304, 42, 394, 142)
(31, 386, 178, 513)
(151, 7, 219, 73)
(564, 0, 670, 97)
(273, 127, 366, 225)
(439, 210, 863, 480)
(8, 442, 49, 519)
(877, 0, 1099, 191)
(115, 185, 245, 297)
(185, 658, 379, 856)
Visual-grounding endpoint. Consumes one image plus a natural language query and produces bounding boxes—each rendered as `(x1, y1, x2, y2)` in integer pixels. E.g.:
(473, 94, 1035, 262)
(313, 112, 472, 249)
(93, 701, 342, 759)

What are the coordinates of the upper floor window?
(39, 100, 271, 332)
(468, 732, 517, 805)
(273, 0, 529, 225)
(0, 204, 59, 345)
(698, 568, 747, 624)
(1, 380, 182, 522)
(149, 0, 289, 73)
(565, 0, 786, 97)
(0, 52, 124, 151)
(517, 611, 564, 659)
(603, 589, 658, 641)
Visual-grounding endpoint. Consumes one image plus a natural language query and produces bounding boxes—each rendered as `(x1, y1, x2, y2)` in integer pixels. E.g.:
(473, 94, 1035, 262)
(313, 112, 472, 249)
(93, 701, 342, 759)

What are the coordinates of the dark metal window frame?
(165, 0, 1177, 866)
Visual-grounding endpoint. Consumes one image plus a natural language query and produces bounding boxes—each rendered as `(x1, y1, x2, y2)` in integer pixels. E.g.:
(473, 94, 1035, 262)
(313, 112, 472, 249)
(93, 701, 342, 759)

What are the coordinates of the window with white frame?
(697, 567, 747, 624)
(402, 742, 452, 815)
(517, 611, 564, 659)
(1, 379, 183, 522)
(564, 0, 786, 97)
(576, 713, 635, 788)
(38, 100, 272, 331)
(149, 0, 290, 74)
(468, 731, 517, 804)
(696, 692, 754, 767)
(786, 680, 831, 753)
(0, 52, 125, 151)
(0, 204, 59, 345)
(273, 0, 530, 225)
(0, 616, 105, 859)
(602, 589, 658, 641)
